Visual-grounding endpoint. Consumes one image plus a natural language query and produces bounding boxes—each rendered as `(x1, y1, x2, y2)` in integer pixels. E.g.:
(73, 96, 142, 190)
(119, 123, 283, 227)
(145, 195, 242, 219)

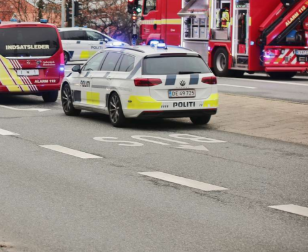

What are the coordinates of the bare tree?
(75, 0, 134, 44)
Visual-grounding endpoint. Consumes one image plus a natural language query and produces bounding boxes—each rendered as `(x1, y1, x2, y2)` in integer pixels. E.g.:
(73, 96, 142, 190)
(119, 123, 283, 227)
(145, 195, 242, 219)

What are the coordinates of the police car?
(61, 42, 218, 127)
(58, 27, 128, 64)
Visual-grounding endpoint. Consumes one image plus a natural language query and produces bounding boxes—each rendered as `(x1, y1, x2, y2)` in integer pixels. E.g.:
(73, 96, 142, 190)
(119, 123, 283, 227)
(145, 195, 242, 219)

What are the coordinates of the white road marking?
(218, 84, 257, 89)
(131, 135, 188, 145)
(220, 77, 308, 87)
(139, 172, 228, 191)
(169, 134, 226, 143)
(94, 137, 144, 146)
(0, 128, 19, 136)
(0, 105, 50, 112)
(269, 204, 308, 218)
(176, 145, 209, 151)
(40, 145, 102, 159)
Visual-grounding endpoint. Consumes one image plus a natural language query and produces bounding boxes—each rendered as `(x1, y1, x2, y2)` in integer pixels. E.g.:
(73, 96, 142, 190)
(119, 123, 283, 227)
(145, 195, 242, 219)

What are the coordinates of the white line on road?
(218, 84, 257, 89)
(0, 105, 50, 112)
(139, 172, 228, 191)
(269, 204, 308, 218)
(0, 128, 19, 136)
(220, 77, 308, 87)
(40, 145, 102, 159)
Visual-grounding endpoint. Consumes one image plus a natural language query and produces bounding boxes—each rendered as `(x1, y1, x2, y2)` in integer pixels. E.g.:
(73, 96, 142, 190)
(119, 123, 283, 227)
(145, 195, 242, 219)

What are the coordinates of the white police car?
(58, 27, 128, 64)
(61, 42, 218, 127)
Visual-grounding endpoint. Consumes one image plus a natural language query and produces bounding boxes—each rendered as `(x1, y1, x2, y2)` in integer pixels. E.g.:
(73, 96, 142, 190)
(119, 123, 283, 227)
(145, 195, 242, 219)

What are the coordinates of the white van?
(58, 27, 127, 64)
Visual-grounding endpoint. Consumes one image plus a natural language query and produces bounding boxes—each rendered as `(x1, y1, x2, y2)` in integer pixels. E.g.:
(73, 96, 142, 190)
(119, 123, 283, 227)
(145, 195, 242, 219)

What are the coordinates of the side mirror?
(72, 65, 81, 73)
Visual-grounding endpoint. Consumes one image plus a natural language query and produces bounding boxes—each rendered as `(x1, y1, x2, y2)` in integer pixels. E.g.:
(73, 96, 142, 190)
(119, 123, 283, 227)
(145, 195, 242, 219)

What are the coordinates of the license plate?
(168, 89, 196, 98)
(17, 69, 39, 76)
(295, 50, 308, 56)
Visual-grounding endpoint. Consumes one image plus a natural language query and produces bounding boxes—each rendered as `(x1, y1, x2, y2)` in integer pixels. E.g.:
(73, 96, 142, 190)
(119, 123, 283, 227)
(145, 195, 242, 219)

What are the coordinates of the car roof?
(104, 45, 199, 57)
(0, 22, 56, 29)
(58, 27, 98, 32)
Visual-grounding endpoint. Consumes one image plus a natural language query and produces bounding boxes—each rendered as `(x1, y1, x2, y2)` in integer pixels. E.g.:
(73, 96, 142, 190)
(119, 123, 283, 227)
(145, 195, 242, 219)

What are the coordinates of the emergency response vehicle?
(0, 20, 64, 102)
(209, 0, 308, 78)
(140, 0, 182, 45)
(59, 27, 127, 64)
(61, 43, 218, 127)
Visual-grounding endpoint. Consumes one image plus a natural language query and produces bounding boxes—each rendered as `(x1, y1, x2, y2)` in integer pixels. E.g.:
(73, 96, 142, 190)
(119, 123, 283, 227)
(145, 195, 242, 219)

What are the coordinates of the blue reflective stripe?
(165, 75, 176, 85)
(69, 51, 74, 58)
(189, 74, 199, 85)
(126, 60, 142, 79)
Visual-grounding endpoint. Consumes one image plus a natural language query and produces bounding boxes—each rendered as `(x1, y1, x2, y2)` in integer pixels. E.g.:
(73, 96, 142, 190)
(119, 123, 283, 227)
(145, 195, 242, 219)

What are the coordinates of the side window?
(86, 31, 104, 41)
(101, 52, 122, 71)
(66, 31, 87, 40)
(144, 0, 156, 15)
(83, 52, 107, 71)
(119, 55, 135, 72)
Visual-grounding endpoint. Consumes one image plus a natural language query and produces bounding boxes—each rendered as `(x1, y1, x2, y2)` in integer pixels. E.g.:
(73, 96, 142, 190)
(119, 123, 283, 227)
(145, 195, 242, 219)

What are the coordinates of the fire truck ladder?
(260, 0, 308, 46)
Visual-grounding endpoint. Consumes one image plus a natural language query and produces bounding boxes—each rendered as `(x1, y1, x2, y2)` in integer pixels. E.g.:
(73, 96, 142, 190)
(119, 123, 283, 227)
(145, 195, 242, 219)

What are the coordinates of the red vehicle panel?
(0, 22, 64, 96)
(140, 0, 181, 45)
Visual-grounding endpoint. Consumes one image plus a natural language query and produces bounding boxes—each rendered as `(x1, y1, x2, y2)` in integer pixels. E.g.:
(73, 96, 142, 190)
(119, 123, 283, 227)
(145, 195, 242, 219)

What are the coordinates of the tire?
(213, 48, 230, 77)
(42, 91, 58, 103)
(268, 72, 296, 80)
(108, 93, 126, 127)
(64, 52, 70, 65)
(61, 84, 81, 116)
(190, 115, 211, 125)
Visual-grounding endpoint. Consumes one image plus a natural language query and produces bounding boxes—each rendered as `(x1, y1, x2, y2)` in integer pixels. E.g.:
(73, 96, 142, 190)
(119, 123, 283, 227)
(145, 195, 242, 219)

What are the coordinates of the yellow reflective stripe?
(0, 56, 21, 92)
(203, 93, 219, 108)
(80, 51, 96, 59)
(141, 19, 181, 25)
(86, 92, 100, 105)
(0, 56, 30, 92)
(127, 96, 162, 110)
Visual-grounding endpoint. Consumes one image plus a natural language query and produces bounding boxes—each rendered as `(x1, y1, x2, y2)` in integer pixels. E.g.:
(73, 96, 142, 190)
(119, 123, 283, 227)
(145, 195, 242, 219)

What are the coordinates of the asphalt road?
(0, 88, 308, 251)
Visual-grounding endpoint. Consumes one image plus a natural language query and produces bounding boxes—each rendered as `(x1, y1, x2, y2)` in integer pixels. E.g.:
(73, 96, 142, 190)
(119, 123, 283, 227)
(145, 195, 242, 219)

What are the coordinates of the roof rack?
(106, 46, 145, 53)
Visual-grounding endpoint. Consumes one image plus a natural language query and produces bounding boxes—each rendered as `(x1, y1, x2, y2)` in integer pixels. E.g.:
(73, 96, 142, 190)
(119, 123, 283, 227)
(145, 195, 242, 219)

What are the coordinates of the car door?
(91, 51, 122, 108)
(75, 52, 106, 106)
(86, 31, 105, 56)
(66, 30, 88, 61)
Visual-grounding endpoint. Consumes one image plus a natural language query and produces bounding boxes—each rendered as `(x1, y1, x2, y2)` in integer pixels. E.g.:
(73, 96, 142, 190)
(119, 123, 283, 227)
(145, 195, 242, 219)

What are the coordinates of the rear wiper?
(178, 71, 201, 74)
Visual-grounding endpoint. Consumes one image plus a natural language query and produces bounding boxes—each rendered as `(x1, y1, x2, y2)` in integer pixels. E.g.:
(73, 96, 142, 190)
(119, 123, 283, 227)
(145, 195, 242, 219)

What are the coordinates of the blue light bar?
(40, 19, 48, 23)
(157, 43, 166, 48)
(10, 18, 18, 22)
(112, 42, 125, 47)
(150, 40, 159, 47)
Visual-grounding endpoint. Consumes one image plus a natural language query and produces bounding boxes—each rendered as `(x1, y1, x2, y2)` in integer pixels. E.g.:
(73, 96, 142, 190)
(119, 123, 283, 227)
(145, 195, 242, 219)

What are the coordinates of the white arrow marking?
(131, 135, 188, 145)
(176, 145, 209, 152)
(0, 105, 50, 112)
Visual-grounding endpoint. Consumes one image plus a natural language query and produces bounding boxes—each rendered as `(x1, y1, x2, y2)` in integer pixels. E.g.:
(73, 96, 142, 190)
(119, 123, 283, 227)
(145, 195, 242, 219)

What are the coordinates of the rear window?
(0, 27, 59, 57)
(143, 56, 211, 75)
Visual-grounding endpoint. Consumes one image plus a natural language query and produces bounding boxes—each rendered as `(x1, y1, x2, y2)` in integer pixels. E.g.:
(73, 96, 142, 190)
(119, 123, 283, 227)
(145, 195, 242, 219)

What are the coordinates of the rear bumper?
(0, 84, 61, 93)
(265, 67, 308, 73)
(138, 109, 217, 119)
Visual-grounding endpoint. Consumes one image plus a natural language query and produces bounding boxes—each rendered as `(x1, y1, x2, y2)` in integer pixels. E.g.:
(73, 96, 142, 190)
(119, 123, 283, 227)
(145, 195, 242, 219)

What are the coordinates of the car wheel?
(190, 115, 211, 125)
(61, 84, 81, 116)
(108, 93, 126, 127)
(64, 52, 70, 65)
(213, 48, 230, 77)
(42, 91, 58, 103)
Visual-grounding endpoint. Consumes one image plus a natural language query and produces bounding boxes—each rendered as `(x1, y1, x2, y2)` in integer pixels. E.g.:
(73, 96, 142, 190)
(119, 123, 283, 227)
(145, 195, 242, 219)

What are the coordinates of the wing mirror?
(72, 65, 81, 73)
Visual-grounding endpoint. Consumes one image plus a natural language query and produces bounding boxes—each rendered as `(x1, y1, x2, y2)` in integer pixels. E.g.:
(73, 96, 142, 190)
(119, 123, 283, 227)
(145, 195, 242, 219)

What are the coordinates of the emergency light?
(157, 43, 167, 49)
(111, 42, 125, 47)
(10, 18, 18, 22)
(40, 19, 48, 23)
(150, 41, 159, 47)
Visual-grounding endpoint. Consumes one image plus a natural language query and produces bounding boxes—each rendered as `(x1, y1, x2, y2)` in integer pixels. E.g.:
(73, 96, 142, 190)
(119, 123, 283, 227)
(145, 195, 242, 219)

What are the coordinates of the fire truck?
(140, 0, 182, 45)
(208, 0, 308, 78)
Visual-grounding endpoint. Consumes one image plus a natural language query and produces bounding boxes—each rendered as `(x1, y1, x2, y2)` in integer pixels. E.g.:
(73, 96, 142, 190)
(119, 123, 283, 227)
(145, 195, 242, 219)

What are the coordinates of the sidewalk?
(210, 94, 308, 146)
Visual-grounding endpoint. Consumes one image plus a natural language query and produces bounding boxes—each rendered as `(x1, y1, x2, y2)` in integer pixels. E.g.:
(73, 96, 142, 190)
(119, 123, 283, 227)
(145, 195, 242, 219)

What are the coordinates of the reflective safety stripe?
(86, 92, 100, 105)
(127, 96, 162, 110)
(203, 93, 219, 108)
(141, 19, 182, 25)
(0, 55, 31, 92)
(80, 51, 97, 59)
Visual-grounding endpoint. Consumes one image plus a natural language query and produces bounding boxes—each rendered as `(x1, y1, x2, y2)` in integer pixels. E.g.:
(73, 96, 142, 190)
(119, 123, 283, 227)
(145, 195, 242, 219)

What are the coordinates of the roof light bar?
(40, 19, 48, 23)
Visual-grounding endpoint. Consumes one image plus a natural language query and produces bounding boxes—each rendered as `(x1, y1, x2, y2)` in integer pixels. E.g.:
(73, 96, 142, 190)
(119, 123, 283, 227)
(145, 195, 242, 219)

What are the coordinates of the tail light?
(134, 78, 162, 87)
(201, 76, 217, 85)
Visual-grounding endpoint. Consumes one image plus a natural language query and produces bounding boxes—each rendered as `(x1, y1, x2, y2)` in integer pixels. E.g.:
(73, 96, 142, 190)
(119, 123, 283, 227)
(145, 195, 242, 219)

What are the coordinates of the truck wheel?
(213, 48, 230, 77)
(42, 91, 58, 103)
(190, 115, 211, 125)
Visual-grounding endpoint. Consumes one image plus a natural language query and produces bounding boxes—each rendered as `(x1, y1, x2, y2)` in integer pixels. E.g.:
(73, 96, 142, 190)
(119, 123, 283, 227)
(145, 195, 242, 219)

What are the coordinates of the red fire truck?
(140, 0, 182, 45)
(208, 0, 308, 78)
